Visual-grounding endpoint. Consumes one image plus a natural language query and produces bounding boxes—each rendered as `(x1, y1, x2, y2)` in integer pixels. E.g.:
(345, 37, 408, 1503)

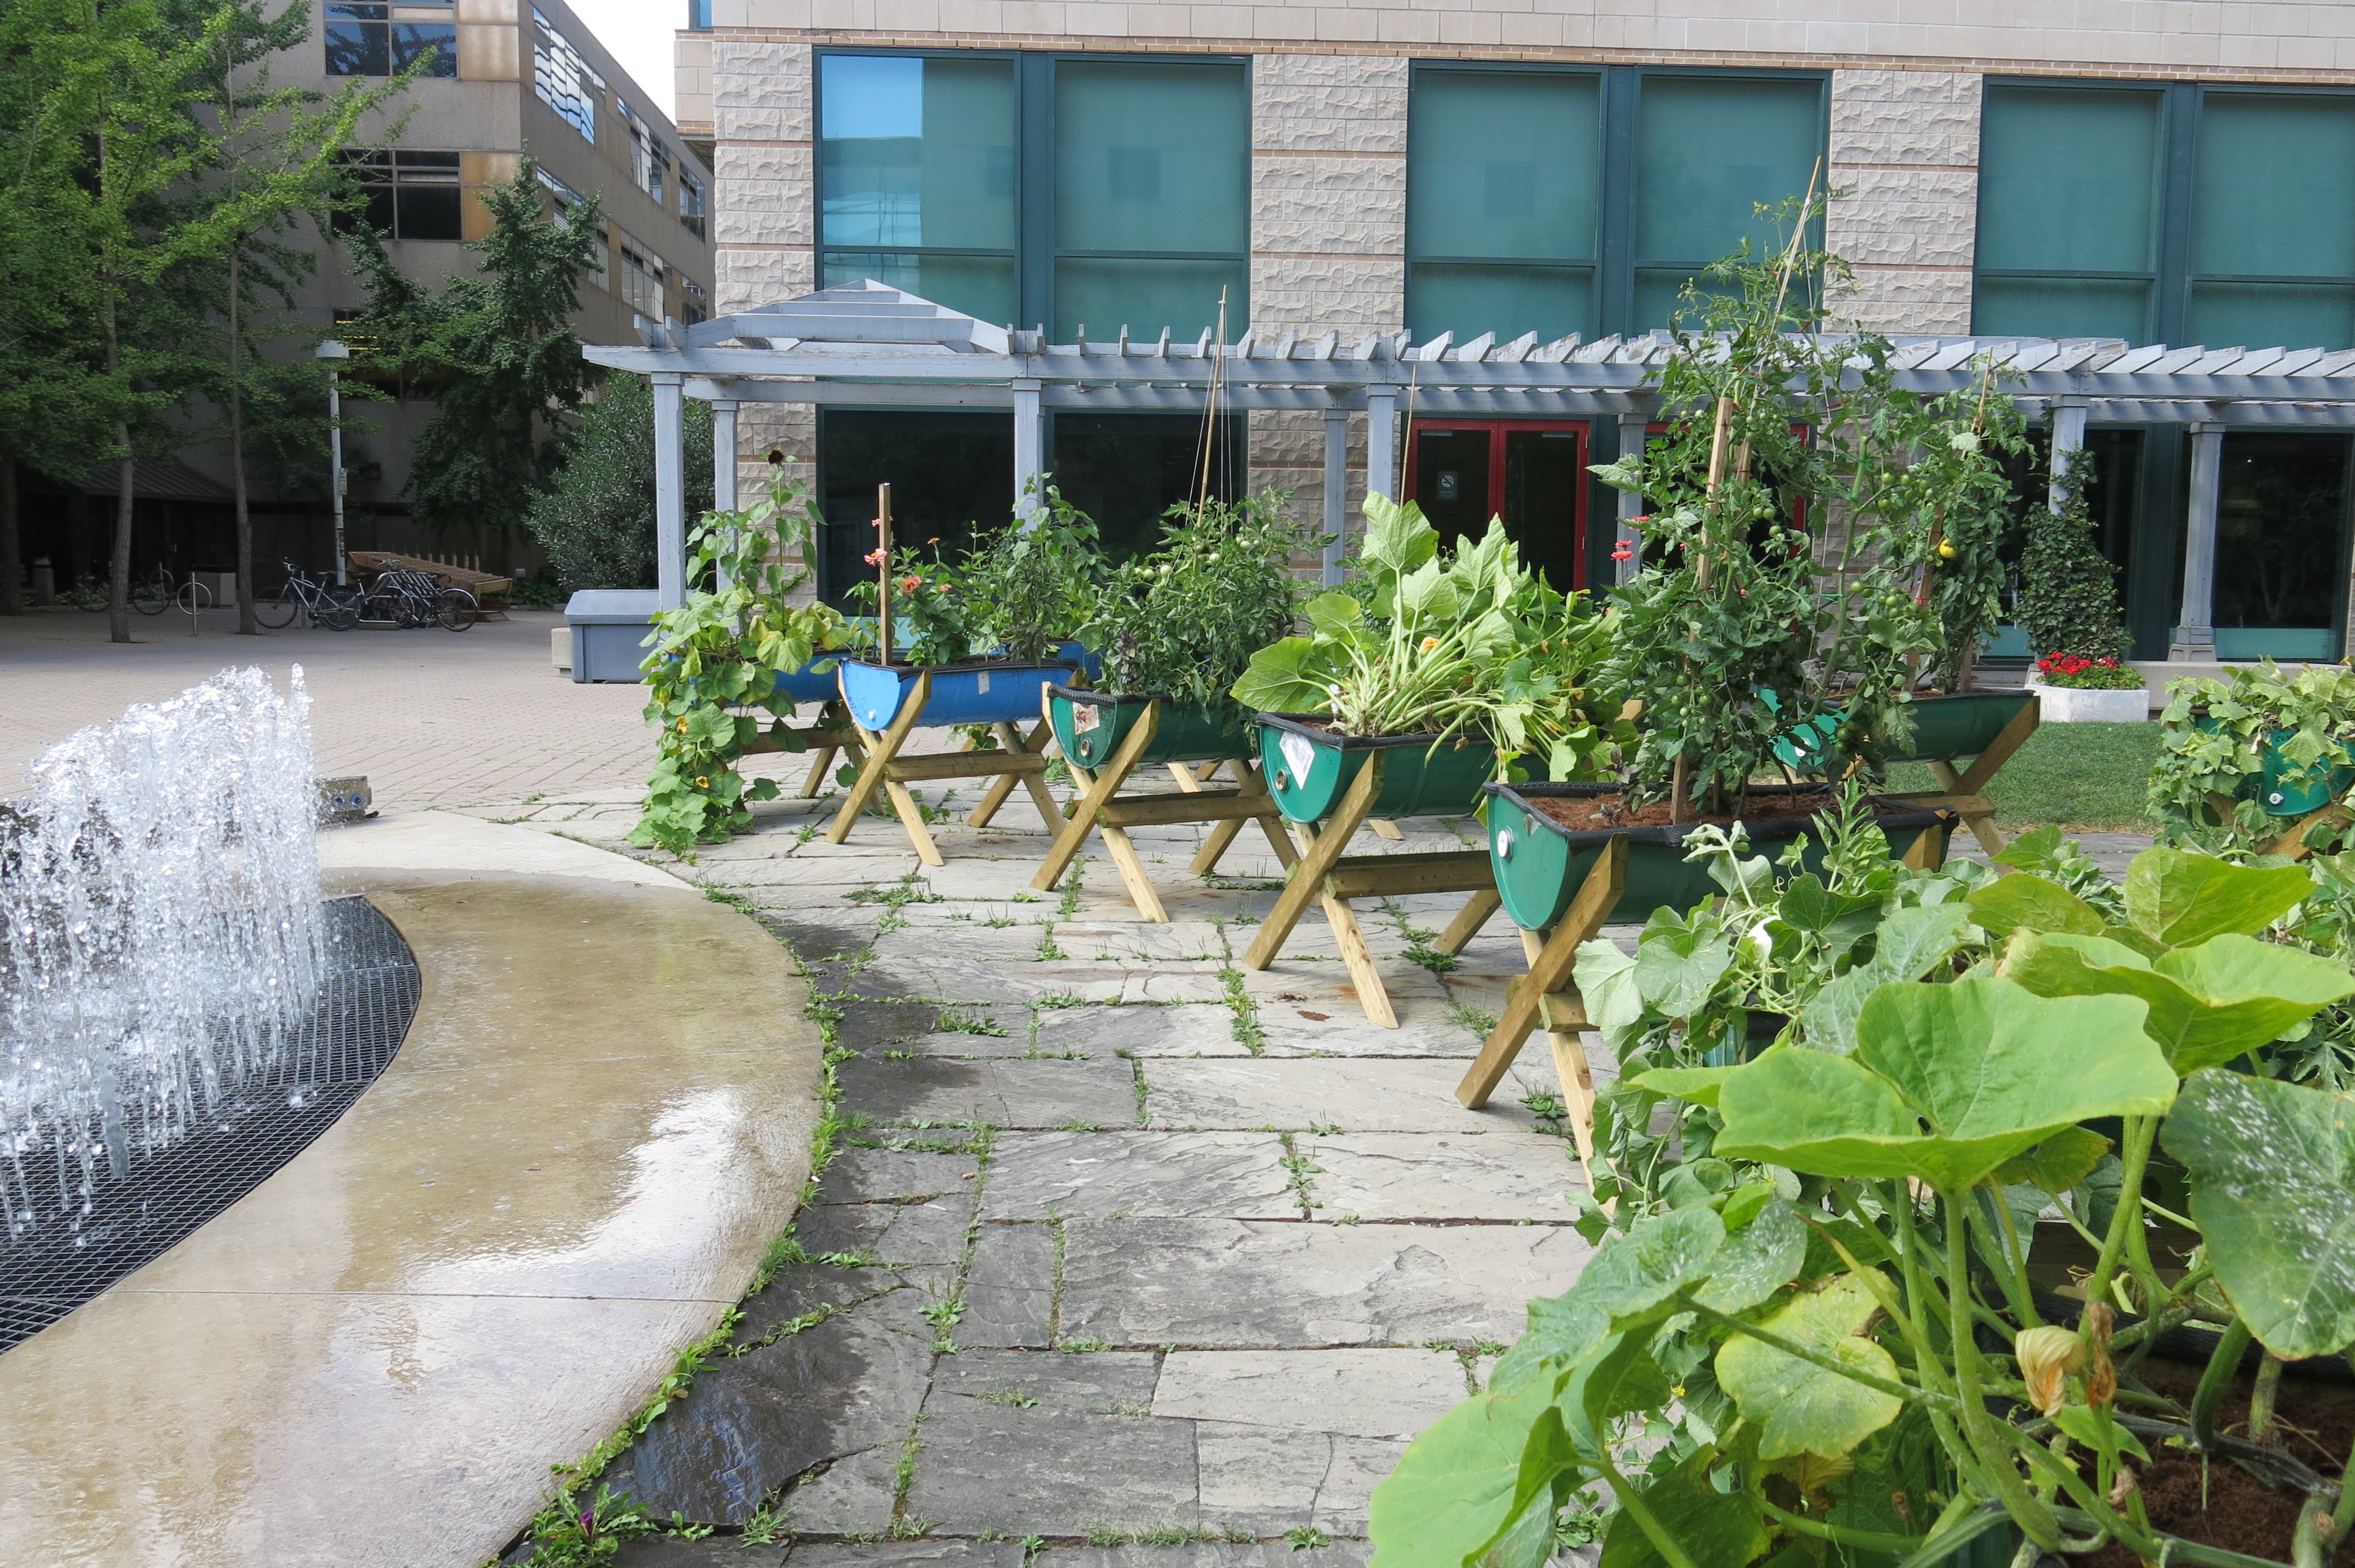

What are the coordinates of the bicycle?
(129, 563, 181, 616)
(356, 559, 476, 632)
(253, 561, 359, 630)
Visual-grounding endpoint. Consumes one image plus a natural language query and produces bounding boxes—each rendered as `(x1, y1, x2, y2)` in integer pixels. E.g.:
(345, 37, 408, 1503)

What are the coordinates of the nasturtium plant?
(2148, 659, 2355, 854)
(632, 471, 848, 855)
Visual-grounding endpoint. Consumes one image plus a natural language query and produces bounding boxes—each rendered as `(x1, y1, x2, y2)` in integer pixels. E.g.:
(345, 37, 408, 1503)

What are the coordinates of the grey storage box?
(565, 590, 661, 683)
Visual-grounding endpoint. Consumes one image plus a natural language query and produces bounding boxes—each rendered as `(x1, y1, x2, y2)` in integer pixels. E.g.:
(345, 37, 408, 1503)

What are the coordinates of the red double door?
(1404, 420, 1590, 593)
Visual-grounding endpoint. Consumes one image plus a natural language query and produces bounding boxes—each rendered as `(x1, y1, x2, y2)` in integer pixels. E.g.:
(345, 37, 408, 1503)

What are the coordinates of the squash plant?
(2148, 659, 2355, 854)
(1230, 494, 1623, 779)
(1371, 844, 2355, 1568)
(632, 473, 848, 855)
(1592, 204, 2028, 815)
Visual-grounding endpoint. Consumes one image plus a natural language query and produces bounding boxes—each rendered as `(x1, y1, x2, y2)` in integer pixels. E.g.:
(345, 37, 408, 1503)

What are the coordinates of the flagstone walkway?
(475, 776, 1598, 1567)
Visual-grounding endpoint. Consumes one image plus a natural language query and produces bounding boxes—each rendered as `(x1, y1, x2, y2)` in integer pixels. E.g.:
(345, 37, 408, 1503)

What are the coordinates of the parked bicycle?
(128, 563, 210, 617)
(355, 558, 476, 632)
(253, 560, 360, 630)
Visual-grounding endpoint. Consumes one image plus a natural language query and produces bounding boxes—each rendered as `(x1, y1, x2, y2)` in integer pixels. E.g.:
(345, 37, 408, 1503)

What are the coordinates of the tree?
(348, 160, 605, 542)
(526, 370, 714, 590)
(2014, 453, 2131, 662)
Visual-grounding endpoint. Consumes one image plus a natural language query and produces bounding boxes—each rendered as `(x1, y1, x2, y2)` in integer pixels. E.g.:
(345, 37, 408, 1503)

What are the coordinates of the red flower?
(1610, 543, 1634, 563)
(864, 548, 887, 566)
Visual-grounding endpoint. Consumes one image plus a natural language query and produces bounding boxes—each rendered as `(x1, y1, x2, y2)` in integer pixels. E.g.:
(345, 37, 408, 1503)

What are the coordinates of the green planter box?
(1047, 687, 1251, 770)
(1773, 688, 2038, 771)
(1255, 713, 1499, 825)
(1485, 782, 1955, 931)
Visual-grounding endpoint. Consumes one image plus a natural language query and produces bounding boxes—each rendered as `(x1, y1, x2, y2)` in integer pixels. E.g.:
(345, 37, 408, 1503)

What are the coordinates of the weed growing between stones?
(937, 1006, 1008, 1037)
(1276, 1134, 1322, 1217)
(1444, 996, 1498, 1039)
(1210, 920, 1266, 1054)
(1047, 1218, 1068, 1343)
(1055, 861, 1087, 920)
(1130, 1059, 1149, 1126)
(1286, 1526, 1332, 1550)
(849, 871, 942, 936)
(1035, 925, 1066, 961)
(1384, 901, 1459, 976)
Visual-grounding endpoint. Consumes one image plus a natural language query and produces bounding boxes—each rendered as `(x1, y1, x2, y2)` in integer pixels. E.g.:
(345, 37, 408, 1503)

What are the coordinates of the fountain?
(0, 669, 419, 1348)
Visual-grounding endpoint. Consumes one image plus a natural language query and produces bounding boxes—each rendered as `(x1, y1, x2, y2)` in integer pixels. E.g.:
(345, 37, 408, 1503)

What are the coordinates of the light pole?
(315, 339, 350, 585)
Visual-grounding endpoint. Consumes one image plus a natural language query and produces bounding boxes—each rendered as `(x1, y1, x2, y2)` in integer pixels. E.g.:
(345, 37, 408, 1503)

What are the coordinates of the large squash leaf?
(1598, 1451, 1772, 1568)
(2007, 929, 2353, 1076)
(1489, 1207, 1726, 1394)
(1715, 979, 2174, 1190)
(2123, 849, 2313, 948)
(2162, 1070, 2355, 1360)
(1368, 1379, 1561, 1568)
(1965, 873, 2107, 938)
(1716, 1274, 1905, 1459)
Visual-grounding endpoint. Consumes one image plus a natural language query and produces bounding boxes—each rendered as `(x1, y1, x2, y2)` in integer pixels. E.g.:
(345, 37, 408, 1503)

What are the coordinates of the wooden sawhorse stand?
(1031, 700, 1296, 922)
(741, 700, 868, 798)
(1238, 750, 1501, 1027)
(1884, 692, 2040, 859)
(824, 672, 1063, 866)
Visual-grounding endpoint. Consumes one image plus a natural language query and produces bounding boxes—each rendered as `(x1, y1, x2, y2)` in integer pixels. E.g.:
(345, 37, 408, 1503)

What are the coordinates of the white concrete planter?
(2028, 680, 2151, 723)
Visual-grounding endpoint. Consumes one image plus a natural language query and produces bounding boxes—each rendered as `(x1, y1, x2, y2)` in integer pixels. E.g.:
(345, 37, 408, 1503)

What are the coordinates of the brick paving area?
(471, 777, 1594, 1567)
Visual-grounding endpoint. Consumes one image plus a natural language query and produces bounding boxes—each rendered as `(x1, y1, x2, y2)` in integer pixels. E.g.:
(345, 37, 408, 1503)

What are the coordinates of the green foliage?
(848, 482, 1106, 666)
(1231, 495, 1623, 778)
(2013, 455, 2130, 662)
(1084, 491, 1319, 711)
(2148, 658, 2355, 853)
(347, 157, 603, 539)
(632, 470, 849, 854)
(1593, 198, 2029, 811)
(526, 370, 714, 589)
(1373, 833, 2355, 1568)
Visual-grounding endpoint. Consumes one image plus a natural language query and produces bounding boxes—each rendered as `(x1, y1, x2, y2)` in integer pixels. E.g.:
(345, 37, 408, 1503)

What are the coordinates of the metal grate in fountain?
(0, 896, 420, 1353)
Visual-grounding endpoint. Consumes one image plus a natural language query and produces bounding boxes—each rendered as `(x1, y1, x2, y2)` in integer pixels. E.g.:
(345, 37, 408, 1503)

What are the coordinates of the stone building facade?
(671, 3, 2355, 660)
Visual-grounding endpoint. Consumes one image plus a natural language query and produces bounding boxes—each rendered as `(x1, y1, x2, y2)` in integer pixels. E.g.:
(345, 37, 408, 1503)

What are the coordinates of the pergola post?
(1614, 409, 1649, 584)
(2171, 417, 2230, 660)
(654, 371, 686, 612)
(1013, 377, 1044, 524)
(1321, 404, 1348, 585)
(2046, 394, 2087, 514)
(710, 396, 738, 590)
(1365, 386, 1399, 502)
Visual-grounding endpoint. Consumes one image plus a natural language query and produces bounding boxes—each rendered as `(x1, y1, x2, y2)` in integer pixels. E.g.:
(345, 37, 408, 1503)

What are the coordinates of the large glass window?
(1633, 76, 1825, 326)
(816, 410, 1014, 606)
(817, 52, 1245, 337)
(1407, 71, 1599, 342)
(532, 8, 602, 144)
(2191, 95, 2355, 348)
(327, 1, 456, 77)
(331, 151, 463, 241)
(820, 54, 1017, 325)
(1973, 87, 2162, 340)
(1406, 68, 1825, 340)
(1052, 61, 1248, 339)
(2212, 433, 2351, 658)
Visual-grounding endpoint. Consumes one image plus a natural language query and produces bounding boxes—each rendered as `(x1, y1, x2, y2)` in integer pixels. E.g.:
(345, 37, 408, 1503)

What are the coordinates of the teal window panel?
(1407, 71, 1600, 263)
(820, 55, 1016, 250)
(1054, 61, 1248, 254)
(1976, 87, 2161, 275)
(1053, 257, 1244, 341)
(1408, 261, 1593, 341)
(1634, 76, 1823, 276)
(821, 252, 1017, 326)
(2189, 281, 2355, 351)
(1974, 276, 2153, 341)
(2196, 94, 2355, 281)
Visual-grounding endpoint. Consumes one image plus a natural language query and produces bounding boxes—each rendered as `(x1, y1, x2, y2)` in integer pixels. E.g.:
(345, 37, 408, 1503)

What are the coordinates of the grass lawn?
(1884, 720, 2161, 834)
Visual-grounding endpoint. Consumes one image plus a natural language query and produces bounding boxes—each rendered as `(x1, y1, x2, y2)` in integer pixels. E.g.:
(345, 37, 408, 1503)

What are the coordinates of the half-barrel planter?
(736, 653, 867, 798)
(825, 657, 1078, 864)
(1458, 781, 1957, 1172)
(1776, 687, 2039, 856)
(1238, 715, 1511, 1028)
(1031, 689, 1296, 921)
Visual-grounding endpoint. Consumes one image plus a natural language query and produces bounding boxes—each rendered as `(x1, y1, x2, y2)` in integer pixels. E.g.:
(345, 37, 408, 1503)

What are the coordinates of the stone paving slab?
(1301, 1134, 1583, 1222)
(1034, 1002, 1244, 1057)
(1142, 1058, 1541, 1134)
(840, 1057, 1143, 1130)
(980, 1132, 1301, 1220)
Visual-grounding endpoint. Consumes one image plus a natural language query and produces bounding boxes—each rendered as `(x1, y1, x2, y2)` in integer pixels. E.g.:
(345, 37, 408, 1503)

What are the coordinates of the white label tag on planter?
(977, 672, 991, 694)
(1073, 703, 1100, 733)
(1279, 732, 1316, 783)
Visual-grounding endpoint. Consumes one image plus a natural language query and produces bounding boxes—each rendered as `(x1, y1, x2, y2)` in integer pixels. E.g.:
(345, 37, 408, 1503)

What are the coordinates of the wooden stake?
(1673, 394, 1739, 825)
(875, 481, 894, 666)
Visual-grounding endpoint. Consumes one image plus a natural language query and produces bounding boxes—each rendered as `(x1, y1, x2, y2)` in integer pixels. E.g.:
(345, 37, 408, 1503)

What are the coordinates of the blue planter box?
(565, 590, 659, 684)
(839, 657, 1079, 731)
(773, 656, 847, 704)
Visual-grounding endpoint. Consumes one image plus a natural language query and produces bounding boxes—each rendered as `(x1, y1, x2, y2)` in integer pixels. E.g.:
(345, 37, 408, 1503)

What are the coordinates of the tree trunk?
(229, 238, 256, 634)
(104, 293, 132, 645)
(0, 440, 19, 615)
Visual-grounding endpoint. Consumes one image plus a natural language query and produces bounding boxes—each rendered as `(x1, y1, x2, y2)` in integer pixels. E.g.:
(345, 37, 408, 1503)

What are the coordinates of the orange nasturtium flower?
(695, 776, 711, 789)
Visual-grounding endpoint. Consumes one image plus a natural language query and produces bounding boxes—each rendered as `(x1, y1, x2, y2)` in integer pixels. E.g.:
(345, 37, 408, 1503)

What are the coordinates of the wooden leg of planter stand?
(1902, 822, 1946, 871)
(1190, 759, 1297, 878)
(2262, 803, 2353, 861)
(1100, 823, 1169, 925)
(1519, 928, 1602, 1179)
(1457, 836, 1626, 1109)
(798, 703, 863, 798)
(1369, 819, 1405, 840)
(885, 773, 944, 866)
(1931, 697, 2042, 859)
(1033, 705, 1159, 895)
(1435, 888, 1501, 956)
(1242, 754, 1384, 972)
(966, 720, 1059, 830)
(828, 673, 931, 846)
(1167, 762, 1203, 792)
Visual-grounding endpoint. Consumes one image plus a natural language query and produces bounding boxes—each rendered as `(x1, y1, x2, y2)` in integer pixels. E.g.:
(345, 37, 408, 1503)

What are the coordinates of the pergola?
(584, 279, 2355, 661)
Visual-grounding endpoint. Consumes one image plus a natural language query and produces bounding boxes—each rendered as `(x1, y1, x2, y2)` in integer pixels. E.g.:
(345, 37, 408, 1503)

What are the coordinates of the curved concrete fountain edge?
(0, 815, 825, 1567)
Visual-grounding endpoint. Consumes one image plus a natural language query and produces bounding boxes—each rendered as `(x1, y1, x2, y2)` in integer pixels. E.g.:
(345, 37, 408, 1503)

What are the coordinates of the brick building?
(670, 2, 2355, 661)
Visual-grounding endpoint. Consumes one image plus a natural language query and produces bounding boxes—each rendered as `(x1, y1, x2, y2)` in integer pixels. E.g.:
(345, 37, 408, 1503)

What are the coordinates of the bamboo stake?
(1671, 394, 1738, 824)
(875, 482, 893, 666)
(1195, 287, 1230, 519)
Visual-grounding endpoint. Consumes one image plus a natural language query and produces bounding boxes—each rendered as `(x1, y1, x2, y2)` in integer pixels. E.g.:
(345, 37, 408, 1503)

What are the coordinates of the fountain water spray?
(0, 668, 326, 1235)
